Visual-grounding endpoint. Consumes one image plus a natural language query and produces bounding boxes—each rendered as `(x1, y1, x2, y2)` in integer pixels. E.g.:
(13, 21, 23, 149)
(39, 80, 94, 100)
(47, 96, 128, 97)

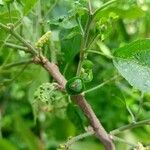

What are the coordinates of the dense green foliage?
(0, 0, 150, 150)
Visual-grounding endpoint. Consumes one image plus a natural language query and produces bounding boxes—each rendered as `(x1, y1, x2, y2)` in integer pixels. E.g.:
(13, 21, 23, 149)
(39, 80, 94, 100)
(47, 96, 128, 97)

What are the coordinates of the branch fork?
(0, 22, 115, 150)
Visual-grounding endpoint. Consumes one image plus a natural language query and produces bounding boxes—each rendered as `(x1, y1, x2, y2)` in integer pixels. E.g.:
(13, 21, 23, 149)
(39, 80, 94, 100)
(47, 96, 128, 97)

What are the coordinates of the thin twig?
(88, 0, 93, 15)
(43, 0, 58, 20)
(0, 49, 13, 70)
(76, 0, 116, 76)
(2, 60, 33, 69)
(4, 42, 29, 52)
(76, 1, 93, 75)
(134, 92, 144, 121)
(0, 23, 37, 55)
(0, 18, 23, 52)
(76, 16, 84, 36)
(92, 0, 116, 19)
(8, 62, 30, 83)
(63, 133, 137, 150)
(87, 49, 113, 59)
(84, 75, 119, 94)
(64, 131, 94, 150)
(0, 62, 30, 86)
(115, 95, 136, 123)
(125, 104, 136, 123)
(110, 119, 150, 135)
(111, 135, 137, 148)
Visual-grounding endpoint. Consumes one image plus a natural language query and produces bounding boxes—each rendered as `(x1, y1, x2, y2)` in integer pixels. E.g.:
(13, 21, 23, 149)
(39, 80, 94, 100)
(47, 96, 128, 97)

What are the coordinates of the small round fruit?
(80, 69, 93, 83)
(82, 60, 93, 70)
(65, 77, 84, 95)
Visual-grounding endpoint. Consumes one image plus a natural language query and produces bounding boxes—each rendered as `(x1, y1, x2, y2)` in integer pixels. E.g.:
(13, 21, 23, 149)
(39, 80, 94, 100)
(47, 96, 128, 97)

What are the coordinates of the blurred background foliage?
(0, 0, 150, 149)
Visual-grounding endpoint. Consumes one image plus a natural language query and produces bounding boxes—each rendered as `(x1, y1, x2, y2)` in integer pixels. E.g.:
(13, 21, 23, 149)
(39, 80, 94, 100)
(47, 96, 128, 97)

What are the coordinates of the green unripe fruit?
(80, 69, 93, 83)
(65, 77, 84, 95)
(82, 60, 93, 70)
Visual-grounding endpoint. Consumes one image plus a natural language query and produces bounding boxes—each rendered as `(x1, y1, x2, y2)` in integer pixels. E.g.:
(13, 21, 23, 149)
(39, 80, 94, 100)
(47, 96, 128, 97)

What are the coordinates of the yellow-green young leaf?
(113, 39, 150, 93)
(35, 31, 51, 48)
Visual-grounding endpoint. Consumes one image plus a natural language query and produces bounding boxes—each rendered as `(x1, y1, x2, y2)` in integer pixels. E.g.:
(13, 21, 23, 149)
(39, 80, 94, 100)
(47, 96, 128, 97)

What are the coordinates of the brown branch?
(32, 55, 116, 149)
(63, 131, 94, 150)
(72, 95, 115, 150)
(33, 56, 66, 89)
(33, 55, 115, 150)
(0, 23, 115, 150)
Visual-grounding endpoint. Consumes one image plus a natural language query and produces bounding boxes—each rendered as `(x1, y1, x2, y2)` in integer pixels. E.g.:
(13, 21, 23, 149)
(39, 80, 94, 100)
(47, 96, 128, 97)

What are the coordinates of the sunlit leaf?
(113, 39, 150, 93)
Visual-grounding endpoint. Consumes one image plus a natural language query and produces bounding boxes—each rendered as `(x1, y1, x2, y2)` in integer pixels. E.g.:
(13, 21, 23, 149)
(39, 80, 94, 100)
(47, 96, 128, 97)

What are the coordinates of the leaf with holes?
(113, 39, 150, 93)
(32, 82, 64, 121)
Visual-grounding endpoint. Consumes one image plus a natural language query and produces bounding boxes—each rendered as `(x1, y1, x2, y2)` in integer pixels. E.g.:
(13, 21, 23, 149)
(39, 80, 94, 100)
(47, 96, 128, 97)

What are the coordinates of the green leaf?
(14, 115, 41, 150)
(3, 0, 14, 4)
(0, 139, 18, 150)
(67, 103, 84, 131)
(22, 0, 37, 15)
(113, 39, 150, 93)
(95, 6, 144, 20)
(60, 27, 81, 62)
(114, 39, 150, 67)
(0, 10, 20, 23)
